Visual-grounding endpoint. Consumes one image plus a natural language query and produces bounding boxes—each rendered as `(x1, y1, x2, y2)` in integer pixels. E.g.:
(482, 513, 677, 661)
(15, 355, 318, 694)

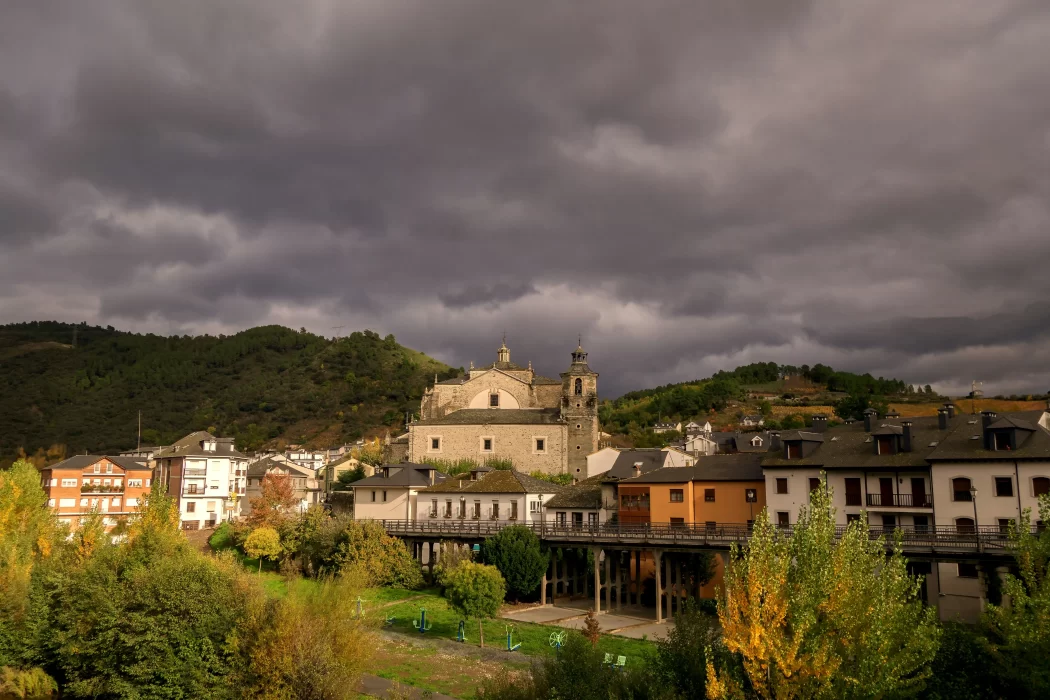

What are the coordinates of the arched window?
(952, 477, 973, 502)
(1034, 477, 1050, 497)
(955, 517, 975, 535)
(574, 378, 583, 395)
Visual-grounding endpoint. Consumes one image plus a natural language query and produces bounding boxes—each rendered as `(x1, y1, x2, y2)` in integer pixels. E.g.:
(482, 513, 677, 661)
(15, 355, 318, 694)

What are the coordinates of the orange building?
(39, 455, 152, 529)
(615, 454, 767, 596)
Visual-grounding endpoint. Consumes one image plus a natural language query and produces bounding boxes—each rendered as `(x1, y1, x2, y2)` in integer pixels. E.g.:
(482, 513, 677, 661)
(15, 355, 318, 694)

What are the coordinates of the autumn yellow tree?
(708, 477, 939, 699)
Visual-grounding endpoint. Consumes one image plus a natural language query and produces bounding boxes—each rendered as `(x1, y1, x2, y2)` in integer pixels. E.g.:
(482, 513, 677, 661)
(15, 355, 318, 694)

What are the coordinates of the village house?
(243, 454, 323, 515)
(652, 421, 683, 434)
(350, 463, 449, 520)
(419, 468, 563, 525)
(39, 455, 152, 529)
(741, 414, 765, 427)
(544, 474, 607, 528)
(153, 431, 248, 530)
(585, 446, 695, 479)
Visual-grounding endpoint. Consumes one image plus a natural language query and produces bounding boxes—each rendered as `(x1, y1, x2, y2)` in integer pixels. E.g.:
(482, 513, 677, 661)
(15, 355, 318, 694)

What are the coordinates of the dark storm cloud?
(2, 0, 1050, 397)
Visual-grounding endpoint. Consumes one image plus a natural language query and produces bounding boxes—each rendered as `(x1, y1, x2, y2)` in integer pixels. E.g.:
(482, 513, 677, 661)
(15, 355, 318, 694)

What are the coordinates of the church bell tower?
(560, 341, 599, 476)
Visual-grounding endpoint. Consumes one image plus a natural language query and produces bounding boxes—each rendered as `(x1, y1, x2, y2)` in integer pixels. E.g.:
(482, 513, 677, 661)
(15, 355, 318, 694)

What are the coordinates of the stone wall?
(421, 369, 560, 419)
(408, 422, 568, 474)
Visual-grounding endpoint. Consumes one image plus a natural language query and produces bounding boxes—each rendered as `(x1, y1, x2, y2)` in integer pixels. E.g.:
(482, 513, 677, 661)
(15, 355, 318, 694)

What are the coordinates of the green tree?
(983, 494, 1050, 696)
(833, 394, 890, 421)
(652, 600, 721, 699)
(244, 527, 283, 574)
(331, 521, 423, 589)
(334, 465, 366, 491)
(708, 479, 940, 699)
(444, 561, 505, 648)
(481, 525, 548, 601)
(924, 622, 1010, 700)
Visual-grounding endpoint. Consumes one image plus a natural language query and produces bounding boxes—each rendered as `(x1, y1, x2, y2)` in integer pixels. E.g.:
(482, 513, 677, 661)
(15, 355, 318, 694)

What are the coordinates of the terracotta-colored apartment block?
(39, 455, 152, 529)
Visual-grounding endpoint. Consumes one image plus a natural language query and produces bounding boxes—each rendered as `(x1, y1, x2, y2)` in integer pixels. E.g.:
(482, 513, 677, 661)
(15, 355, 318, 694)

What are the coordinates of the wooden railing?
(866, 493, 933, 508)
(374, 519, 1030, 554)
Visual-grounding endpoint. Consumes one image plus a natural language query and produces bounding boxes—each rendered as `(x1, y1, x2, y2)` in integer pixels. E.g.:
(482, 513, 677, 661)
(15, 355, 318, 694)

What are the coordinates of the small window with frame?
(995, 477, 1013, 497)
(776, 478, 788, 495)
(482, 438, 493, 452)
(670, 489, 684, 503)
(704, 488, 715, 502)
(957, 562, 979, 578)
(489, 393, 500, 407)
(535, 438, 546, 453)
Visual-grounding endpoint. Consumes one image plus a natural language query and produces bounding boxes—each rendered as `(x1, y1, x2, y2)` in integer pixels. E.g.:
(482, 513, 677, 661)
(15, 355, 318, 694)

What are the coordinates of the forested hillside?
(601, 361, 918, 436)
(0, 322, 458, 461)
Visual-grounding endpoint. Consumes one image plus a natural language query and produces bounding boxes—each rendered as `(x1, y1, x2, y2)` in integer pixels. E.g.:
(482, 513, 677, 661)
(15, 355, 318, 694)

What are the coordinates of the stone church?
(407, 340, 599, 475)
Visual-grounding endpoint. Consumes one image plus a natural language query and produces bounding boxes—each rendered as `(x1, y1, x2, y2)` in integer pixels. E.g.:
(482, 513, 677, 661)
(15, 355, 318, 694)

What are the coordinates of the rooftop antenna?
(971, 380, 983, 415)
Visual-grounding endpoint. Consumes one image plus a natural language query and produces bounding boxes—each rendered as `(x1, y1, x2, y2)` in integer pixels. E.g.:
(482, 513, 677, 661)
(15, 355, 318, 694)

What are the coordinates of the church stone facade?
(408, 341, 599, 475)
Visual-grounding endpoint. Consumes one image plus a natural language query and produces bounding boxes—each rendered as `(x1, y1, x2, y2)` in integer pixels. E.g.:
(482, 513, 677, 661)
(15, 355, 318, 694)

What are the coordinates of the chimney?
(981, 410, 997, 430)
(633, 462, 642, 478)
(902, 421, 913, 452)
(770, 432, 782, 452)
(844, 418, 855, 426)
(937, 408, 948, 431)
(863, 408, 878, 433)
(944, 403, 955, 419)
(811, 414, 828, 432)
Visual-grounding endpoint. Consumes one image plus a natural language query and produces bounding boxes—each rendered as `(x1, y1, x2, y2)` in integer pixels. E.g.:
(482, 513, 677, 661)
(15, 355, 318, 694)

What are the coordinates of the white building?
(350, 463, 449, 521)
(927, 408, 1050, 622)
(652, 421, 683, 434)
(153, 432, 248, 530)
(419, 468, 563, 525)
(585, 447, 695, 479)
(685, 433, 718, 456)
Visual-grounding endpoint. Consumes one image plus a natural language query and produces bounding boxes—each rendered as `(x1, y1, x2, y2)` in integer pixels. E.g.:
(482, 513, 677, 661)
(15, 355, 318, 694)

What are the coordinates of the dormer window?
(876, 436, 895, 455)
(203, 441, 216, 452)
(786, 443, 802, 459)
(751, 436, 763, 447)
(993, 432, 1012, 450)
(489, 393, 499, 407)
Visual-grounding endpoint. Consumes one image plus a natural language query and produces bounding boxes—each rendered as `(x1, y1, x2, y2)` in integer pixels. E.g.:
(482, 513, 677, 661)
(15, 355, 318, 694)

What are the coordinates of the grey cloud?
(2, 0, 1050, 397)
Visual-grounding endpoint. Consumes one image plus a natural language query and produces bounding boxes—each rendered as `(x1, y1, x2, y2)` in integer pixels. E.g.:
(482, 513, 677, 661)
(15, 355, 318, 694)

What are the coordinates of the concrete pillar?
(612, 557, 620, 610)
(663, 553, 671, 620)
(604, 554, 611, 611)
(593, 548, 602, 613)
(632, 551, 640, 606)
(427, 541, 435, 576)
(654, 550, 664, 623)
(676, 558, 683, 615)
(541, 557, 549, 605)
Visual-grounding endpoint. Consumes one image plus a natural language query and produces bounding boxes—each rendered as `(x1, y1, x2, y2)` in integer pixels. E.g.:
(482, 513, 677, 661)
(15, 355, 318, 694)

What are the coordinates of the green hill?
(601, 362, 920, 437)
(0, 321, 459, 461)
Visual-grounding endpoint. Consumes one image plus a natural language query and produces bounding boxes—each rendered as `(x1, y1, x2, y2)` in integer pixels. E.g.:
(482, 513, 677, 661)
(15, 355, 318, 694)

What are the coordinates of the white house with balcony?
(927, 408, 1050, 622)
(418, 468, 562, 525)
(153, 431, 248, 530)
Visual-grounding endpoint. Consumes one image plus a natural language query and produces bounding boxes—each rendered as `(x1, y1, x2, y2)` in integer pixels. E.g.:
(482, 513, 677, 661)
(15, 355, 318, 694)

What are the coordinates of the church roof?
(484, 360, 526, 371)
(414, 408, 562, 426)
(531, 376, 561, 385)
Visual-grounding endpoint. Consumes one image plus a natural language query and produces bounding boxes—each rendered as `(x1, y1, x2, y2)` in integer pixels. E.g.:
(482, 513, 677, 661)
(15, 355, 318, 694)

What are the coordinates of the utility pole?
(332, 325, 345, 340)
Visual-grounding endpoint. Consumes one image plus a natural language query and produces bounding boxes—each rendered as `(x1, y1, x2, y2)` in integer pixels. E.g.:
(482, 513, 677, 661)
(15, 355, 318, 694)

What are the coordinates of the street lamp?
(970, 485, 979, 550)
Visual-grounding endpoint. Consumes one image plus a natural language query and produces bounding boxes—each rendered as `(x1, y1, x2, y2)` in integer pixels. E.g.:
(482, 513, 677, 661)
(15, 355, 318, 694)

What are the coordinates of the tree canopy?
(481, 525, 548, 600)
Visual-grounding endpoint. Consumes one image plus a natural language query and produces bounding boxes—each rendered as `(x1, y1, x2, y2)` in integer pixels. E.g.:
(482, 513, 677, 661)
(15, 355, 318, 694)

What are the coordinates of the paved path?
(357, 673, 457, 699)
(501, 603, 673, 640)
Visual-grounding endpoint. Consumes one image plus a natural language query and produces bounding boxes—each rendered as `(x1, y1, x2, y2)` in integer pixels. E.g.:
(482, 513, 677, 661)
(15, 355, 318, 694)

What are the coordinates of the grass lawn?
(370, 636, 528, 698)
(376, 590, 655, 664)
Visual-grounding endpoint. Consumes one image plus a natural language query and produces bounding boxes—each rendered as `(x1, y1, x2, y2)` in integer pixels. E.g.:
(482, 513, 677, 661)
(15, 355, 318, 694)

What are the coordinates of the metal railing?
(866, 493, 933, 508)
(374, 518, 1032, 554)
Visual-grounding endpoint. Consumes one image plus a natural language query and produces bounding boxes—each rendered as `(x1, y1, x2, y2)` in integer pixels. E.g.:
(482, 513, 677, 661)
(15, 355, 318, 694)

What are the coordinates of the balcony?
(866, 493, 933, 508)
(81, 484, 124, 494)
(184, 468, 208, 478)
(183, 487, 206, 496)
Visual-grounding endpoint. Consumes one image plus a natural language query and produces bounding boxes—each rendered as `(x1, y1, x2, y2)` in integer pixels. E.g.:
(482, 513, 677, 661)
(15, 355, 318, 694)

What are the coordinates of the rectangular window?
(776, 511, 790, 527)
(482, 438, 493, 452)
(670, 517, 685, 528)
(187, 502, 196, 513)
(431, 437, 441, 450)
(530, 500, 541, 513)
(106, 464, 113, 474)
(128, 478, 143, 489)
(491, 501, 499, 519)
(145, 479, 151, 487)
(846, 513, 861, 524)
(511, 501, 518, 519)
(431, 499, 438, 516)
(787, 443, 802, 459)
(844, 478, 862, 506)
(473, 501, 481, 518)
(382, 490, 387, 502)
(776, 478, 788, 495)
(112, 498, 120, 507)
(957, 562, 979, 579)
(103, 479, 111, 487)
(881, 514, 896, 528)
(994, 432, 1011, 450)
(93, 465, 101, 474)
(809, 477, 821, 492)
(914, 515, 929, 533)
(535, 438, 545, 452)
(206, 501, 217, 513)
(445, 500, 452, 517)
(48, 498, 56, 507)
(459, 498, 466, 517)
(371, 491, 376, 502)
(953, 478, 973, 502)
(59, 498, 75, 507)
(556, 512, 566, 526)
(489, 393, 499, 407)
(995, 477, 1013, 497)
(1034, 477, 1050, 497)
(998, 518, 1014, 534)
(61, 478, 78, 487)
(49, 478, 57, 487)
(670, 489, 684, 503)
(80, 498, 88, 507)
(704, 488, 715, 502)
(588, 512, 598, 526)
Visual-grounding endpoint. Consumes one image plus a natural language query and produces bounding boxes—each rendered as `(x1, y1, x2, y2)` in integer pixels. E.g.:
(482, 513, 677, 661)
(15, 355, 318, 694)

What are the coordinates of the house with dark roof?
(544, 474, 607, 528)
(419, 468, 563, 524)
(652, 421, 682, 434)
(243, 454, 323, 516)
(741, 414, 765, 427)
(408, 340, 601, 476)
(39, 455, 151, 529)
(350, 463, 450, 520)
(153, 432, 249, 529)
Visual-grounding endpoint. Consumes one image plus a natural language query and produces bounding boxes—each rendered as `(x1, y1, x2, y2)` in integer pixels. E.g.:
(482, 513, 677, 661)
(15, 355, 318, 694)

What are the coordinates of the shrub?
(433, 541, 474, 591)
(444, 562, 505, 648)
(652, 600, 720, 699)
(481, 525, 548, 600)
(208, 522, 236, 551)
(331, 521, 423, 589)
(925, 622, 1010, 700)
(244, 527, 283, 574)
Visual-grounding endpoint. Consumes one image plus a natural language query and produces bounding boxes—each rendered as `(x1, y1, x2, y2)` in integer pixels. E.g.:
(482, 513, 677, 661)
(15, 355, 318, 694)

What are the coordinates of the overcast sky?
(2, 1, 1049, 397)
